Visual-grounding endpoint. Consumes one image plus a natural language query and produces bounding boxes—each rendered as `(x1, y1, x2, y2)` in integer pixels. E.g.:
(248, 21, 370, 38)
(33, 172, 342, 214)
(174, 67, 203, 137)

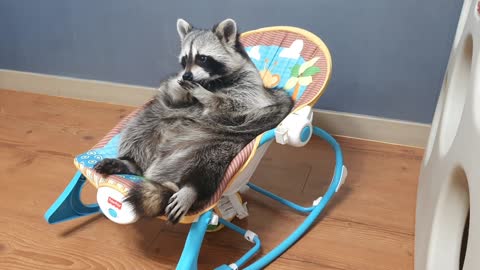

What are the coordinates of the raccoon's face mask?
(176, 18, 246, 83)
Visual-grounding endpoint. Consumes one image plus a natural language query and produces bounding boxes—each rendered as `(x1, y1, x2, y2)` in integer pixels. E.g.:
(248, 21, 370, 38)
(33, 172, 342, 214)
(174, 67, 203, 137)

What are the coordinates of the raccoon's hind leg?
(125, 149, 193, 219)
(126, 143, 240, 223)
(165, 142, 242, 223)
(94, 157, 142, 176)
(125, 180, 179, 217)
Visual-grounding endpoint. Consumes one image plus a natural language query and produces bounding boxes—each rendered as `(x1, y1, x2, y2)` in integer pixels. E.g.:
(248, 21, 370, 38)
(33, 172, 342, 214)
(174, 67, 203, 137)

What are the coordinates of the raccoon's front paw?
(178, 80, 198, 91)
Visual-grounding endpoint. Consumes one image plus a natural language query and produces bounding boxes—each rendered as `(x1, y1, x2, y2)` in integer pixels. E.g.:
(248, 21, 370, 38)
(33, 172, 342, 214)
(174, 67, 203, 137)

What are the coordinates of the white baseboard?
(312, 109, 430, 148)
(0, 69, 155, 106)
(0, 69, 430, 147)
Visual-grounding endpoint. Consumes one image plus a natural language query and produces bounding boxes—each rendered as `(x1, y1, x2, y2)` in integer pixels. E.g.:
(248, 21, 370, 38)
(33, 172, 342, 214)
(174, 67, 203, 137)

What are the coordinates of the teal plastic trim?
(259, 129, 275, 146)
(300, 126, 311, 142)
(44, 171, 100, 224)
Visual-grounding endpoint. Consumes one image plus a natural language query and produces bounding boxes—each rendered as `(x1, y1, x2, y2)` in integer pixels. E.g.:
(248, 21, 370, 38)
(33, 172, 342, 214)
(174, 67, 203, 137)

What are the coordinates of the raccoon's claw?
(165, 187, 197, 224)
(178, 80, 198, 90)
(165, 194, 185, 224)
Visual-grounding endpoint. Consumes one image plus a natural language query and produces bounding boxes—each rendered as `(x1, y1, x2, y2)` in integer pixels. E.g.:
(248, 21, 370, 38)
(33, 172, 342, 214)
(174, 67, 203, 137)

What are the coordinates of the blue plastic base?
(44, 171, 100, 224)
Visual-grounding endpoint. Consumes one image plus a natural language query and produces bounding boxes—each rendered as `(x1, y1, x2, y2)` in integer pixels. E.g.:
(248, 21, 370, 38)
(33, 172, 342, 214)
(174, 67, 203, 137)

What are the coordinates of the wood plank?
(0, 89, 421, 270)
(0, 216, 171, 270)
(0, 89, 134, 130)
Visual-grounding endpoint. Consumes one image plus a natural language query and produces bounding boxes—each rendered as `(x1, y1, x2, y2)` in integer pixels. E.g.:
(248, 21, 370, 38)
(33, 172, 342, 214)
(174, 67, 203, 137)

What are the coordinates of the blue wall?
(0, 0, 462, 123)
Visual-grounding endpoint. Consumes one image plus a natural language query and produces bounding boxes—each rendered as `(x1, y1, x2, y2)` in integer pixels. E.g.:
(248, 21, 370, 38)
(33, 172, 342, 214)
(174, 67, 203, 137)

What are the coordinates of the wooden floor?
(0, 89, 423, 270)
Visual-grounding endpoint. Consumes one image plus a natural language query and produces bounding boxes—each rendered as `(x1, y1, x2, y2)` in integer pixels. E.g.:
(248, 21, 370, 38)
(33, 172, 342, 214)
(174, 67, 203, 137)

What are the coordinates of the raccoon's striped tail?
(125, 180, 179, 218)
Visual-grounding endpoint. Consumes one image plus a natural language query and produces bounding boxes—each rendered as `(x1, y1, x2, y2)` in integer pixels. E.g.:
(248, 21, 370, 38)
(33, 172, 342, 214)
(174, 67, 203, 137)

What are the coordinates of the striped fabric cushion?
(74, 26, 332, 221)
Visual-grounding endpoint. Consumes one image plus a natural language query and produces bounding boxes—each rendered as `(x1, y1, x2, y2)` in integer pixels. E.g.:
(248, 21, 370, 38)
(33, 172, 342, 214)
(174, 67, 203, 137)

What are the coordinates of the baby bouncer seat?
(45, 26, 347, 270)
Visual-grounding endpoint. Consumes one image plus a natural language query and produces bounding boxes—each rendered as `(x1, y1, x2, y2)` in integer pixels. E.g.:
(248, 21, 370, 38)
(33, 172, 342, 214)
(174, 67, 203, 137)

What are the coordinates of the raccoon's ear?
(177, 18, 192, 40)
(213, 18, 237, 46)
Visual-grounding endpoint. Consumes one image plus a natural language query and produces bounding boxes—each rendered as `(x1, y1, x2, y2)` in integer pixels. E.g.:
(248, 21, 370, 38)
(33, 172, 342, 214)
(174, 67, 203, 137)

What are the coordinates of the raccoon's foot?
(94, 158, 141, 176)
(165, 186, 197, 224)
(125, 181, 179, 217)
(94, 158, 130, 175)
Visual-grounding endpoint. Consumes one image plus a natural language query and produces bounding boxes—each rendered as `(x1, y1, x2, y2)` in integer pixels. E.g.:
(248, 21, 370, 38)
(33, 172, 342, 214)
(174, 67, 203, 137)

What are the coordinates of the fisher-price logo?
(108, 196, 123, 210)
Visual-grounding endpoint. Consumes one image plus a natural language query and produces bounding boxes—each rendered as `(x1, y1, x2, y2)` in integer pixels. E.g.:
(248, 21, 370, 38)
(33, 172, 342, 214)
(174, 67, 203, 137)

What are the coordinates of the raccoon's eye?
(198, 55, 207, 63)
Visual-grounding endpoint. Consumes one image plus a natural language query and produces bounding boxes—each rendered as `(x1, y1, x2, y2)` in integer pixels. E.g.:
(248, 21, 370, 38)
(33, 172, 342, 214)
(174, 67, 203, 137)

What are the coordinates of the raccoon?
(94, 18, 293, 224)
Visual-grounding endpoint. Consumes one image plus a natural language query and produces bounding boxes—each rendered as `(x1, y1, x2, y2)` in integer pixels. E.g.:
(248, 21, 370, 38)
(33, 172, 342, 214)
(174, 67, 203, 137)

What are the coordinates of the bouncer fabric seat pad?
(74, 26, 332, 218)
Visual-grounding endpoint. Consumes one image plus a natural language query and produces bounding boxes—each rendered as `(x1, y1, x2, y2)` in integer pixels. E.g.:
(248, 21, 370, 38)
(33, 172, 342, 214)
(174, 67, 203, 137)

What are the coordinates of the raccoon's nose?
(182, 72, 193, 81)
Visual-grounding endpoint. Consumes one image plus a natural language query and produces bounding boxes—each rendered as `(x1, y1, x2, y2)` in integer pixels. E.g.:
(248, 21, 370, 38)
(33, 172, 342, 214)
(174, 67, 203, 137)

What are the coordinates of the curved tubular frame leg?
(243, 126, 344, 269)
(215, 218, 262, 270)
(247, 183, 315, 213)
(176, 126, 343, 270)
(176, 211, 213, 270)
(44, 171, 100, 224)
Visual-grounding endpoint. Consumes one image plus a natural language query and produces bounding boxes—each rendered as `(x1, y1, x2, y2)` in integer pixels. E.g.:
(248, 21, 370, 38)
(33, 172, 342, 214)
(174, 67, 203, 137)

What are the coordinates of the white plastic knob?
(209, 214, 219, 226)
(97, 187, 139, 224)
(275, 106, 313, 147)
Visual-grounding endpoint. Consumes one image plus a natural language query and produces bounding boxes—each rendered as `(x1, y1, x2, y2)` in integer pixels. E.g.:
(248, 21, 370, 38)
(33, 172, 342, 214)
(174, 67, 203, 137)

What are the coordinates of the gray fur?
(94, 18, 293, 223)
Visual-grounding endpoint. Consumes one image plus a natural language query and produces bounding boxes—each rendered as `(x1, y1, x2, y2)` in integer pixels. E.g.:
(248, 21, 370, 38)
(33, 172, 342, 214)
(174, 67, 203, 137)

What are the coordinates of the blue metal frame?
(44, 171, 100, 224)
(243, 126, 343, 269)
(247, 183, 314, 213)
(215, 218, 262, 269)
(175, 126, 344, 269)
(45, 126, 343, 270)
(176, 211, 213, 270)
(177, 212, 262, 270)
